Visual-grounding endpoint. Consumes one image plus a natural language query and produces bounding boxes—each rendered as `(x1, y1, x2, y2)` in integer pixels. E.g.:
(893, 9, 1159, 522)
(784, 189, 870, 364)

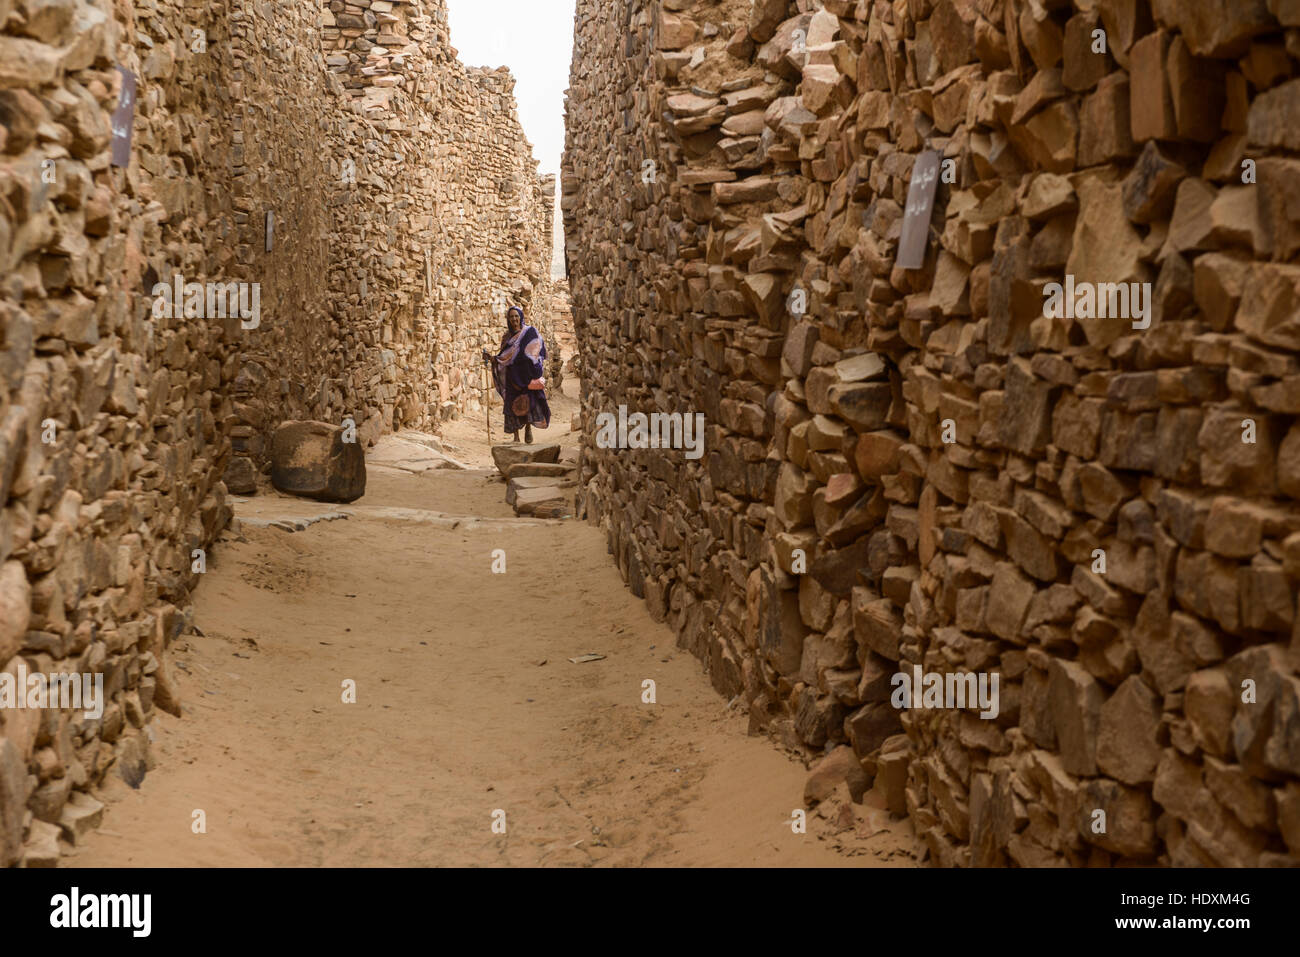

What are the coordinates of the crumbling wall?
(564, 0, 1300, 866)
(0, 0, 551, 865)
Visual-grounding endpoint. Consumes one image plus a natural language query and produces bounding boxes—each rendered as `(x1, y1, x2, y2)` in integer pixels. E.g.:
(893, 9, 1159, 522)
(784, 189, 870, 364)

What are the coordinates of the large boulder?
(270, 421, 366, 503)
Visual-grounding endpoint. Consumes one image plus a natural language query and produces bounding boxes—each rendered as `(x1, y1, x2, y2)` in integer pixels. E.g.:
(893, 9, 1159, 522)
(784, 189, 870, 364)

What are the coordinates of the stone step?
(505, 461, 576, 480)
(531, 500, 574, 520)
(512, 485, 572, 516)
(490, 443, 562, 476)
(505, 475, 573, 507)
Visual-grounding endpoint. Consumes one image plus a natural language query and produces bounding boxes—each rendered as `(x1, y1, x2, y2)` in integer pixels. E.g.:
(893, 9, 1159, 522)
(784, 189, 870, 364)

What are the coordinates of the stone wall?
(0, 0, 551, 864)
(546, 276, 576, 387)
(0, 0, 237, 865)
(224, 0, 556, 484)
(564, 0, 1300, 866)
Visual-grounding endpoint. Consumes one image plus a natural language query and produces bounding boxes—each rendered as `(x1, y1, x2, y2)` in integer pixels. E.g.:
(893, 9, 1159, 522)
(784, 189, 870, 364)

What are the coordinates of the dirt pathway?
(72, 382, 915, 867)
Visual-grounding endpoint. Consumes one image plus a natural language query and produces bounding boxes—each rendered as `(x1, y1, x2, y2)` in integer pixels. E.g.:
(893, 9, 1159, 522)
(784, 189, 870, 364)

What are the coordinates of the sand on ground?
(71, 379, 917, 867)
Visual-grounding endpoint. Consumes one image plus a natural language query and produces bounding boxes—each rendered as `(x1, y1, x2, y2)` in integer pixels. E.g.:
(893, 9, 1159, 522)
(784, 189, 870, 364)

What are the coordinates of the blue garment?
(490, 323, 551, 433)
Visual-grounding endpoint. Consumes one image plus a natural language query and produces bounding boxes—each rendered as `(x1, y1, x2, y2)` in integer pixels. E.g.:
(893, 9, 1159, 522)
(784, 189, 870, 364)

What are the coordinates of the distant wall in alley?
(225, 0, 557, 479)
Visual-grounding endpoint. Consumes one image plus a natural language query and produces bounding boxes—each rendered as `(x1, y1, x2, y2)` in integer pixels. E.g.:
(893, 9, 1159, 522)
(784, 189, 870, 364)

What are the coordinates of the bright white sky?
(446, 0, 576, 178)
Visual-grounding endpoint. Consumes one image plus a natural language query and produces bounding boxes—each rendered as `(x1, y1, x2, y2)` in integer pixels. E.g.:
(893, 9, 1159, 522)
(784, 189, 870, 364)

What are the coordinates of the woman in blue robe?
(484, 306, 551, 444)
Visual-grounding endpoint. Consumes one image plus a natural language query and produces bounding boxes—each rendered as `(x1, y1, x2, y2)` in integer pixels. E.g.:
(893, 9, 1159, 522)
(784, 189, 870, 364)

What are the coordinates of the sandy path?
(71, 382, 915, 867)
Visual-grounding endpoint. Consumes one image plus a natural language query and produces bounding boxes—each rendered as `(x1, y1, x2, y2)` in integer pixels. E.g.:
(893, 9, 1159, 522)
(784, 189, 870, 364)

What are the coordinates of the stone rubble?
(489, 442, 575, 517)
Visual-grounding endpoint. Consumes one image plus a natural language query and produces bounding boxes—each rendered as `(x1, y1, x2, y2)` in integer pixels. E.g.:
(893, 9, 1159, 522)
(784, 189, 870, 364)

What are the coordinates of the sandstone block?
(57, 790, 103, 846)
(0, 560, 29, 663)
(271, 421, 367, 503)
(0, 740, 24, 866)
(490, 443, 561, 475)
(1078, 778, 1157, 858)
(1096, 675, 1162, 784)
(1151, 0, 1275, 57)
(844, 701, 902, 758)
(223, 456, 258, 496)
(1129, 31, 1177, 140)
(1049, 659, 1104, 776)
(852, 588, 901, 661)
(805, 745, 870, 804)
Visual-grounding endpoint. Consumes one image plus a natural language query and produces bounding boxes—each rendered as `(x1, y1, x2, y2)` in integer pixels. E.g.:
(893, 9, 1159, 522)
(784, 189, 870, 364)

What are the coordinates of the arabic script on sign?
(896, 150, 942, 271)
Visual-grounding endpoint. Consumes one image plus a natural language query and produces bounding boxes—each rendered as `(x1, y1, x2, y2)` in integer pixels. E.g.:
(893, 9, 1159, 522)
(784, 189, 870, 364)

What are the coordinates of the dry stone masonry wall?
(225, 0, 558, 481)
(0, 0, 551, 864)
(0, 0, 238, 867)
(564, 0, 1300, 866)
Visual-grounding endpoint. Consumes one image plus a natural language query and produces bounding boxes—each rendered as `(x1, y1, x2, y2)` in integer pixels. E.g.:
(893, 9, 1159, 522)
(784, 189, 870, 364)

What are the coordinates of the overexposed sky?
(447, 0, 576, 178)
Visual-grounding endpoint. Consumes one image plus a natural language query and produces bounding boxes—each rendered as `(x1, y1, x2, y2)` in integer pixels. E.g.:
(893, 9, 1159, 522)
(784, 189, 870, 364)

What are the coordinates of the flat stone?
(490, 444, 561, 475)
(530, 500, 573, 519)
(504, 461, 575, 480)
(512, 485, 570, 516)
(505, 475, 572, 507)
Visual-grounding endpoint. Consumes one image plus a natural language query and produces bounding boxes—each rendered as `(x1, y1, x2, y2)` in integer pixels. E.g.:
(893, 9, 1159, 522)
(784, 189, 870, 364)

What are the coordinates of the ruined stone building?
(2, 0, 1300, 868)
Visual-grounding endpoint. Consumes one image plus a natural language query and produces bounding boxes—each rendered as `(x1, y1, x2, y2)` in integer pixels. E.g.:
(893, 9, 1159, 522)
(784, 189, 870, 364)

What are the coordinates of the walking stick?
(483, 353, 492, 446)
